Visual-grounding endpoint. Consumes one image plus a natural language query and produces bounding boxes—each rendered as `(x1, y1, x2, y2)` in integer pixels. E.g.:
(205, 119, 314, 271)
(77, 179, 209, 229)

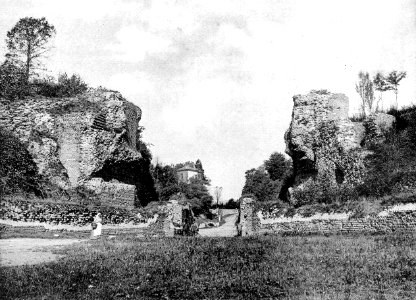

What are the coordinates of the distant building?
(177, 163, 202, 183)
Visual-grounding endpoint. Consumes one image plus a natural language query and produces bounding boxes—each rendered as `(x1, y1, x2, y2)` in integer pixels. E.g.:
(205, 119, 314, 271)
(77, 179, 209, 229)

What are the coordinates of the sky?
(1, 0, 415, 201)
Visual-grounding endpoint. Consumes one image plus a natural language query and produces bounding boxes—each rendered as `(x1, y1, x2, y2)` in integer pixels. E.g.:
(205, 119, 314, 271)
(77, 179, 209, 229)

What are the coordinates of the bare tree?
(355, 71, 375, 117)
(373, 72, 392, 111)
(6, 17, 56, 83)
(386, 71, 407, 108)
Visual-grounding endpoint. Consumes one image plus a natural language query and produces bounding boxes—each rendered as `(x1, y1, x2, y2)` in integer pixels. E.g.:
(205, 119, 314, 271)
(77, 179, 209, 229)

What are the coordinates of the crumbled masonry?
(284, 91, 395, 199)
(0, 89, 143, 208)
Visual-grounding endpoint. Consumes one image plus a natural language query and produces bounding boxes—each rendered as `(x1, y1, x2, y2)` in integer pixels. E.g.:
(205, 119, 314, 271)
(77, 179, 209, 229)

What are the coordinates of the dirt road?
(0, 238, 83, 267)
(199, 209, 238, 237)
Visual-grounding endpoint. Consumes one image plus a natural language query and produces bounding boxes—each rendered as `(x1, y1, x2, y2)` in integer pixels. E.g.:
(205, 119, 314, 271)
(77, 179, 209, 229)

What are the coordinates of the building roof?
(177, 166, 200, 173)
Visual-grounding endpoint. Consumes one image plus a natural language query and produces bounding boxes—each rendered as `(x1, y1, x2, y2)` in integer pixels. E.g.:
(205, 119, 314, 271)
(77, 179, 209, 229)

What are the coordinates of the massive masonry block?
(0, 89, 143, 208)
(284, 90, 395, 199)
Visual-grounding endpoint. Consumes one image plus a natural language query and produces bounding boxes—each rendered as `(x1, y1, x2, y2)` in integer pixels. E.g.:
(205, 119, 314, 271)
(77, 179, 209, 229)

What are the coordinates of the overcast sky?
(1, 0, 415, 200)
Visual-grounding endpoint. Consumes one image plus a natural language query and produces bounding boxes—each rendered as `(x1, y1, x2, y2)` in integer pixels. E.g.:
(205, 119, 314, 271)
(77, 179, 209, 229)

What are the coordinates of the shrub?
(291, 180, 359, 208)
(32, 73, 88, 98)
(0, 128, 42, 196)
(358, 107, 416, 198)
(57, 73, 88, 97)
(0, 60, 27, 100)
(31, 76, 61, 97)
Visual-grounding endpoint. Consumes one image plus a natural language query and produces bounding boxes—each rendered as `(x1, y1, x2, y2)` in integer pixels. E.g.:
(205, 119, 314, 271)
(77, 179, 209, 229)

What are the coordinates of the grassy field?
(1, 233, 416, 299)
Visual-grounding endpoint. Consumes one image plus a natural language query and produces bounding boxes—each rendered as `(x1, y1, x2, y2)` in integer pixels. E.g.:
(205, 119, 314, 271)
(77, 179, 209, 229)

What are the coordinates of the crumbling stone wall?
(0, 198, 142, 226)
(239, 198, 258, 236)
(0, 89, 144, 208)
(162, 200, 198, 236)
(84, 178, 136, 208)
(284, 90, 395, 200)
(0, 198, 193, 238)
(239, 198, 416, 236)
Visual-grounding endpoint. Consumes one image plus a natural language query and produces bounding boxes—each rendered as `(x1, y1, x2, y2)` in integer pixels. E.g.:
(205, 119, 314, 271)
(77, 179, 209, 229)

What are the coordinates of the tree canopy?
(6, 17, 56, 82)
(386, 71, 406, 108)
(264, 152, 291, 181)
(241, 166, 281, 202)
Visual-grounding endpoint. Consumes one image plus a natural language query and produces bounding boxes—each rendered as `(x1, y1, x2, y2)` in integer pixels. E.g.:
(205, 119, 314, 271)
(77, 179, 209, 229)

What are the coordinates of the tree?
(373, 72, 392, 111)
(241, 166, 280, 202)
(355, 72, 375, 116)
(152, 163, 179, 201)
(214, 186, 222, 207)
(180, 177, 211, 200)
(264, 152, 291, 181)
(195, 159, 203, 172)
(6, 17, 56, 83)
(195, 159, 207, 181)
(224, 198, 239, 209)
(386, 71, 406, 108)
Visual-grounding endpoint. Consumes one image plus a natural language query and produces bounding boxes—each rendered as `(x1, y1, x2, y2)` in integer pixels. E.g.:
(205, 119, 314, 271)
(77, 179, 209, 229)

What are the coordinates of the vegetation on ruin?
(358, 105, 416, 198)
(355, 70, 407, 117)
(0, 17, 88, 100)
(244, 101, 416, 217)
(298, 105, 416, 212)
(1, 233, 416, 299)
(0, 129, 42, 197)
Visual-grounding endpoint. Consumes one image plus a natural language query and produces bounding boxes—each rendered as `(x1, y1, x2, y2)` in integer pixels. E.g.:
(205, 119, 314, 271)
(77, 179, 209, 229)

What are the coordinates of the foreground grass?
(1, 234, 416, 299)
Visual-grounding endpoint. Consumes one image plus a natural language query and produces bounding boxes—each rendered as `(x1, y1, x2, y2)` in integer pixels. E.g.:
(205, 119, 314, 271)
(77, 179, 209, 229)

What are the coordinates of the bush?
(0, 60, 27, 100)
(358, 108, 416, 198)
(32, 73, 88, 98)
(0, 128, 42, 196)
(291, 181, 359, 208)
(31, 76, 61, 97)
(57, 73, 88, 97)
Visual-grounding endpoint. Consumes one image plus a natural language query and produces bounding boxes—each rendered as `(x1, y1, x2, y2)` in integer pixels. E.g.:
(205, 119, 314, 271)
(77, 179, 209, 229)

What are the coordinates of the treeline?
(0, 17, 88, 100)
(355, 70, 406, 118)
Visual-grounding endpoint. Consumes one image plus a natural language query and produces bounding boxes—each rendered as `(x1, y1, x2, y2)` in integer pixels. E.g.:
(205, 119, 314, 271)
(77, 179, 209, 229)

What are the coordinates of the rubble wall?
(239, 198, 416, 236)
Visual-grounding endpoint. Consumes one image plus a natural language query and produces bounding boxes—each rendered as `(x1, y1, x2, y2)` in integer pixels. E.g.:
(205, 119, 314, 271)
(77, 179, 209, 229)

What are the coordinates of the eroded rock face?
(284, 91, 394, 197)
(0, 89, 143, 208)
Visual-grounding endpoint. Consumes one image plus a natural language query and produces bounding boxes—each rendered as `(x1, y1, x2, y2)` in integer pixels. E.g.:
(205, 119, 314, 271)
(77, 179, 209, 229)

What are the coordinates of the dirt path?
(0, 238, 84, 267)
(199, 209, 238, 237)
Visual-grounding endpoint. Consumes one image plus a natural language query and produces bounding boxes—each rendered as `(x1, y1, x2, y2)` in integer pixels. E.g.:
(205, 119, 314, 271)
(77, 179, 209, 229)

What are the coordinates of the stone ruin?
(284, 90, 395, 201)
(0, 89, 145, 208)
(163, 200, 198, 236)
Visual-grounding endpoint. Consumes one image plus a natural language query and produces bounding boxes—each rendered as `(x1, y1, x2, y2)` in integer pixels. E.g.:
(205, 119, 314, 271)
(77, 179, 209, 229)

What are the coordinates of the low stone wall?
(239, 198, 416, 236)
(0, 198, 153, 227)
(0, 198, 197, 238)
(0, 222, 166, 239)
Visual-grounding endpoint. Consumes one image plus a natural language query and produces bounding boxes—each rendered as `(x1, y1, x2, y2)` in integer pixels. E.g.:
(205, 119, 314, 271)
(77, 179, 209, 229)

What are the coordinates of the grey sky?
(1, 0, 415, 200)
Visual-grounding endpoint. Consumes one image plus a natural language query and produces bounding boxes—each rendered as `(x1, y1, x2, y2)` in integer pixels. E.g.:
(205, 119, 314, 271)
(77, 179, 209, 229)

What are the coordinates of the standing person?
(91, 212, 102, 239)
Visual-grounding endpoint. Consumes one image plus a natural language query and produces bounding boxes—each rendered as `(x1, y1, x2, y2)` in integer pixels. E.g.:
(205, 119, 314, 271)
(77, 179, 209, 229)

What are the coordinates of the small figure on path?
(90, 212, 102, 239)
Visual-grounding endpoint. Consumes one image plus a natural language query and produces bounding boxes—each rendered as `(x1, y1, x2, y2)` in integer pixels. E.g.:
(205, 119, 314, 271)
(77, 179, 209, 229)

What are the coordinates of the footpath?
(198, 209, 238, 237)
